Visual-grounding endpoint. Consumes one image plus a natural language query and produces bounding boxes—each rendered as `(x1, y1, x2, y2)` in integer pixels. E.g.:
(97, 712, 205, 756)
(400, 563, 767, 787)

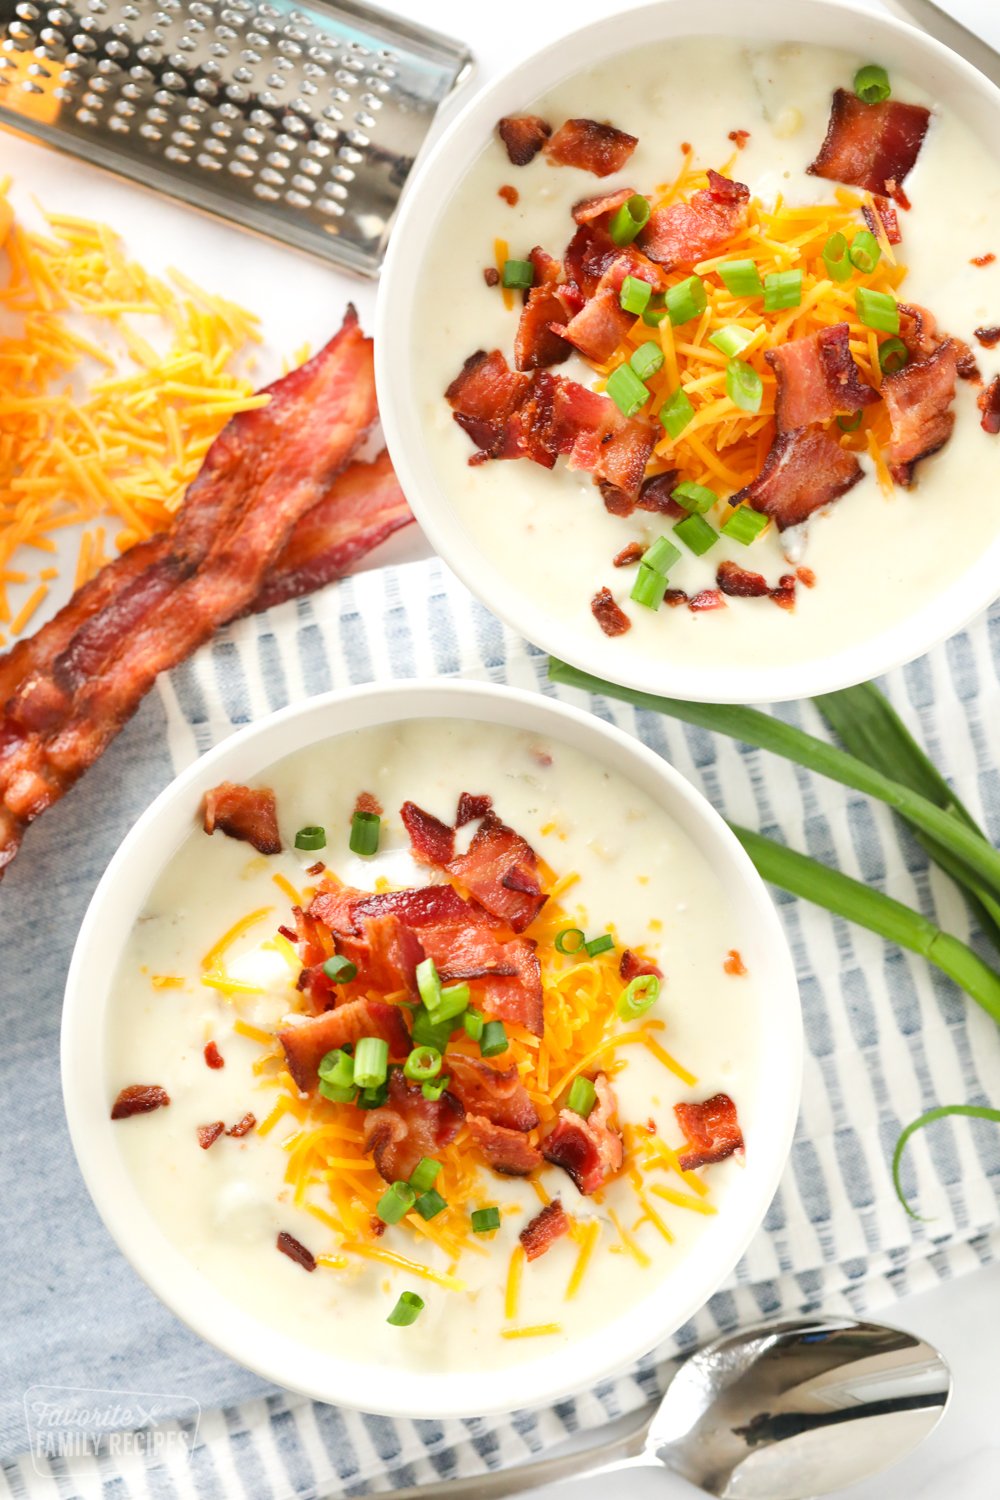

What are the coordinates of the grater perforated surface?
(0, 0, 472, 276)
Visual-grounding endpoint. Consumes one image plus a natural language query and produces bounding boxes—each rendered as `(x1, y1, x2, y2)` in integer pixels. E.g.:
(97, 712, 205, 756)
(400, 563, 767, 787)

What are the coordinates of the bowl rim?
(62, 677, 802, 1417)
(375, 0, 1000, 705)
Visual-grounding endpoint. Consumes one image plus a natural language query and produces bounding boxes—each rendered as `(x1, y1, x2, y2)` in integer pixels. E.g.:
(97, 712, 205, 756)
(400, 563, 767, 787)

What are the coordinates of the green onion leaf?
(726, 358, 763, 413)
(641, 536, 681, 575)
(356, 1081, 390, 1109)
(878, 336, 909, 374)
(894, 1106, 1000, 1221)
(617, 973, 661, 1019)
(415, 956, 442, 1011)
(294, 825, 326, 850)
(673, 480, 717, 515)
(631, 565, 668, 610)
(762, 269, 802, 312)
(462, 1008, 485, 1041)
(414, 1188, 448, 1221)
(377, 1180, 415, 1225)
(659, 387, 695, 440)
(708, 324, 754, 357)
(349, 809, 380, 856)
(856, 286, 899, 333)
(555, 927, 586, 955)
(642, 296, 668, 327)
(854, 63, 891, 104)
(717, 259, 764, 297)
(471, 1206, 501, 1234)
(411, 1005, 454, 1054)
(666, 274, 707, 326)
(566, 1076, 597, 1118)
(837, 410, 864, 432)
(674, 513, 718, 556)
(318, 1048, 355, 1090)
(502, 258, 534, 289)
(480, 1020, 509, 1058)
(721, 505, 768, 544)
(620, 275, 653, 315)
(322, 954, 358, 984)
(606, 363, 650, 419)
(849, 228, 881, 274)
(630, 340, 665, 380)
(387, 1289, 424, 1325)
(821, 231, 852, 282)
(403, 1045, 442, 1082)
(409, 1157, 442, 1194)
(428, 983, 470, 1026)
(318, 1079, 357, 1104)
(584, 933, 614, 957)
(608, 194, 651, 246)
(353, 1036, 389, 1090)
(422, 1074, 450, 1101)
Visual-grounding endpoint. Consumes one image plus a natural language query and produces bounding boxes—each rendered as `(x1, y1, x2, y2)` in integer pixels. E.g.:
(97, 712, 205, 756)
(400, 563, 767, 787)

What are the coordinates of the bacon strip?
(203, 782, 281, 855)
(278, 998, 410, 1091)
(808, 89, 930, 201)
(446, 1055, 539, 1130)
(466, 1114, 543, 1175)
(979, 375, 1000, 434)
(674, 1092, 744, 1170)
(519, 1199, 570, 1260)
(111, 1084, 170, 1119)
(765, 323, 877, 431)
(364, 1072, 464, 1183)
(882, 340, 958, 484)
(544, 119, 638, 177)
(447, 810, 547, 935)
(542, 1074, 623, 1194)
(400, 800, 455, 866)
(497, 115, 552, 166)
(514, 285, 574, 371)
(639, 171, 750, 269)
(456, 792, 492, 826)
(732, 425, 862, 530)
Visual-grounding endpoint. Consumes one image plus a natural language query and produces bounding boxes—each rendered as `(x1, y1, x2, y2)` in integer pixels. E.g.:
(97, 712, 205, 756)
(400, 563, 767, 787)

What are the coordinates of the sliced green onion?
(566, 1076, 597, 1118)
(403, 1045, 442, 1082)
(414, 1189, 448, 1221)
(608, 193, 650, 246)
(411, 1005, 454, 1053)
(617, 973, 661, 1020)
(893, 1107, 1000, 1221)
(630, 340, 665, 380)
(322, 954, 358, 984)
(642, 296, 668, 328)
(422, 1074, 450, 1101)
(318, 1079, 357, 1104)
(356, 1081, 390, 1109)
(666, 274, 707, 326)
(837, 410, 864, 432)
(854, 63, 891, 104)
(428, 983, 470, 1026)
(409, 1157, 442, 1194)
(353, 1036, 389, 1090)
(856, 286, 899, 333)
(716, 258, 764, 297)
(415, 956, 442, 1011)
(762, 269, 802, 312)
(502, 258, 534, 289)
(462, 1008, 484, 1041)
(387, 1289, 424, 1325)
(673, 480, 717, 515)
(674, 513, 718, 556)
(878, 336, 909, 374)
(708, 324, 754, 357)
(721, 505, 768, 544)
(822, 231, 852, 282)
(377, 1180, 415, 1225)
(318, 1048, 355, 1090)
(849, 228, 881, 274)
(641, 535, 681, 575)
(619, 275, 653, 315)
(726, 358, 763, 413)
(294, 825, 326, 850)
(471, 1206, 501, 1234)
(480, 1020, 509, 1058)
(631, 565, 668, 610)
(606, 363, 649, 419)
(659, 386, 694, 440)
(555, 927, 586, 955)
(584, 933, 614, 958)
(349, 809, 380, 856)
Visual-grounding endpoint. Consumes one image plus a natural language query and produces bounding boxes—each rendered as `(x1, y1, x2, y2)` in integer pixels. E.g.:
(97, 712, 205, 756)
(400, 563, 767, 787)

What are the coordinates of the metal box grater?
(0, 0, 472, 276)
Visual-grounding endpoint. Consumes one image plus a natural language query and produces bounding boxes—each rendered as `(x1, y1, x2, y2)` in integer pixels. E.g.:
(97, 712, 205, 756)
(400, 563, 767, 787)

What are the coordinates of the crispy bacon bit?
(733, 425, 862, 530)
(370, 1215, 386, 1237)
(306, 860, 325, 877)
(111, 1084, 170, 1119)
(311, 881, 471, 934)
(897, 302, 941, 360)
(975, 326, 1000, 349)
(498, 184, 519, 206)
(591, 586, 631, 637)
(717, 560, 769, 597)
(226, 1112, 256, 1138)
(203, 1040, 224, 1069)
(355, 791, 382, 816)
(514, 285, 574, 371)
(797, 566, 816, 588)
(553, 246, 663, 363)
(466, 1114, 543, 1175)
(448, 809, 547, 937)
(640, 170, 750, 269)
(445, 349, 532, 459)
(860, 194, 901, 245)
(202, 782, 281, 855)
(364, 1072, 463, 1182)
(197, 1121, 225, 1150)
(497, 114, 552, 166)
(572, 186, 636, 224)
(882, 340, 958, 484)
(484, 266, 500, 287)
(446, 1054, 539, 1131)
(772, 575, 797, 612)
(519, 1199, 570, 1261)
(808, 89, 930, 201)
(456, 792, 492, 826)
(400, 800, 455, 866)
(554, 380, 655, 495)
(674, 1092, 744, 1170)
(543, 1074, 623, 1194)
(638, 470, 683, 515)
(277, 1230, 316, 1272)
(971, 252, 996, 267)
(957, 346, 981, 382)
(979, 376, 1000, 435)
(544, 118, 638, 177)
(765, 323, 877, 431)
(613, 542, 645, 567)
(724, 948, 747, 975)
(278, 999, 410, 1091)
(688, 589, 727, 611)
(620, 949, 663, 981)
(728, 128, 750, 149)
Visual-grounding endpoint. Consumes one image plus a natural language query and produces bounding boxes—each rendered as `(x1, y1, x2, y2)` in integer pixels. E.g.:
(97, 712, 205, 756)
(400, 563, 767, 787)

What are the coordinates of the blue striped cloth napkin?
(2, 555, 999, 1499)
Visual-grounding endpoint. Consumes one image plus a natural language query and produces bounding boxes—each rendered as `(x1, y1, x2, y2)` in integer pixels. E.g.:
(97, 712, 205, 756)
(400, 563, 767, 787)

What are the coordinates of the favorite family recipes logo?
(23, 1386, 201, 1475)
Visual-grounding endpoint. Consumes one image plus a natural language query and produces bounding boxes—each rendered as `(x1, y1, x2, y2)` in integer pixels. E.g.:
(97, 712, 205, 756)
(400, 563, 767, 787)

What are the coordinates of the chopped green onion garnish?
(878, 336, 909, 374)
(356, 1081, 390, 1109)
(471, 1206, 501, 1234)
(414, 1189, 448, 1221)
(726, 358, 763, 413)
(415, 956, 442, 1011)
(584, 933, 614, 957)
(631, 564, 668, 610)
(617, 973, 661, 1020)
(630, 340, 665, 380)
(409, 1157, 442, 1194)
(641, 535, 681, 575)
(422, 1074, 450, 1101)
(721, 505, 768, 545)
(428, 983, 470, 1026)
(837, 410, 864, 432)
(387, 1289, 424, 1325)
(554, 927, 586, 955)
(674, 513, 718, 556)
(849, 229, 881, 274)
(318, 1079, 357, 1104)
(856, 286, 899, 333)
(411, 1005, 454, 1053)
(322, 954, 358, 984)
(349, 809, 380, 856)
(762, 269, 802, 312)
(708, 324, 754, 358)
(480, 1020, 509, 1058)
(659, 386, 695, 440)
(642, 296, 668, 327)
(619, 275, 653, 315)
(501, 258, 534, 289)
(822, 231, 852, 282)
(673, 480, 717, 515)
(294, 825, 326, 850)
(606, 363, 649, 419)
(717, 258, 764, 297)
(462, 1008, 484, 1041)
(318, 1048, 355, 1090)
(608, 193, 651, 246)
(377, 1180, 415, 1225)
(666, 274, 707, 326)
(566, 1076, 597, 1118)
(403, 1045, 442, 1082)
(353, 1036, 389, 1090)
(854, 63, 891, 104)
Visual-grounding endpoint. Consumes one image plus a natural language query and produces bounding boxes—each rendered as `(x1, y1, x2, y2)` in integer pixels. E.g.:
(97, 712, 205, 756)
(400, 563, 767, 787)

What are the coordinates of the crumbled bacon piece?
(613, 542, 645, 567)
(688, 589, 726, 611)
(445, 349, 532, 460)
(355, 791, 382, 816)
(724, 948, 747, 975)
(732, 425, 862, 529)
(563, 224, 620, 298)
(484, 266, 500, 287)
(956, 346, 981, 382)
(572, 186, 636, 224)
(772, 575, 797, 612)
(638, 471, 683, 515)
(456, 792, 492, 826)
(882, 340, 958, 484)
(544, 118, 638, 177)
(306, 860, 325, 877)
(498, 184, 519, 206)
(765, 323, 877, 431)
(554, 379, 655, 495)
(674, 1093, 744, 1170)
(519, 1199, 570, 1261)
(364, 1072, 463, 1182)
(466, 1114, 543, 1175)
(620, 949, 662, 981)
(277, 1230, 316, 1272)
(472, 941, 545, 1038)
(226, 1112, 256, 1138)
(975, 326, 1000, 350)
(553, 246, 663, 363)
(204, 1040, 224, 1070)
(728, 129, 750, 149)
(514, 284, 574, 371)
(591, 586, 631, 637)
(979, 376, 1000, 435)
(861, 194, 901, 245)
(111, 1084, 170, 1119)
(448, 809, 547, 936)
(971, 252, 996, 267)
(808, 89, 930, 201)
(716, 560, 769, 597)
(543, 1074, 623, 1194)
(197, 1121, 225, 1150)
(202, 782, 281, 855)
(400, 800, 455, 866)
(640, 170, 750, 269)
(278, 998, 411, 1091)
(446, 1054, 539, 1131)
(796, 566, 816, 588)
(497, 114, 552, 166)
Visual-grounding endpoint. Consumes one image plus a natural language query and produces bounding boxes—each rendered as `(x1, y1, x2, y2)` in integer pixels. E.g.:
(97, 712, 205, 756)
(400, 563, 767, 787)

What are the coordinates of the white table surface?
(3, 0, 999, 1496)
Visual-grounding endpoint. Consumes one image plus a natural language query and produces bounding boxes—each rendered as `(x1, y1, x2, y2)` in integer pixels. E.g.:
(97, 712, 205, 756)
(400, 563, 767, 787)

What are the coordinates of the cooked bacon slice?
(445, 1054, 539, 1130)
(592, 586, 631, 637)
(572, 186, 636, 224)
(519, 1199, 570, 1261)
(553, 380, 655, 495)
(674, 1092, 744, 1170)
(554, 248, 662, 364)
(456, 792, 492, 825)
(445, 349, 532, 458)
(203, 782, 281, 855)
(765, 323, 877, 431)
(448, 809, 547, 935)
(544, 118, 638, 177)
(400, 800, 455, 866)
(198, 1121, 225, 1149)
(733, 425, 863, 530)
(204, 1041, 225, 1069)
(364, 1072, 463, 1182)
(111, 1084, 170, 1119)
(620, 949, 662, 981)
(862, 194, 901, 245)
(311, 882, 474, 935)
(979, 375, 1000, 434)
(278, 998, 410, 1091)
(808, 89, 930, 201)
(563, 225, 621, 298)
(514, 285, 574, 371)
(495, 369, 561, 469)
(497, 114, 551, 166)
(882, 340, 957, 484)
(277, 1230, 316, 1271)
(542, 1074, 624, 1194)
(474, 941, 545, 1038)
(717, 560, 769, 597)
(640, 171, 750, 269)
(466, 1113, 543, 1175)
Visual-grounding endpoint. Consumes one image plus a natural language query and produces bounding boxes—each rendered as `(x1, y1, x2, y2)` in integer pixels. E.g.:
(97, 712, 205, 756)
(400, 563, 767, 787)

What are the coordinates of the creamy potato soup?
(107, 719, 761, 1371)
(414, 40, 1000, 669)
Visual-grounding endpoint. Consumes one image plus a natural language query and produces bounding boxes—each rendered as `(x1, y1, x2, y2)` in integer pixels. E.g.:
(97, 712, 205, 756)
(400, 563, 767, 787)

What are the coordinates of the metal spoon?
(383, 1316, 951, 1499)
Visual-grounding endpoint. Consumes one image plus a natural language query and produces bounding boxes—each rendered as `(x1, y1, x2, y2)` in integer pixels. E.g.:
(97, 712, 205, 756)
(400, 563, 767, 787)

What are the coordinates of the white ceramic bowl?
(62, 679, 801, 1416)
(376, 0, 1000, 704)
